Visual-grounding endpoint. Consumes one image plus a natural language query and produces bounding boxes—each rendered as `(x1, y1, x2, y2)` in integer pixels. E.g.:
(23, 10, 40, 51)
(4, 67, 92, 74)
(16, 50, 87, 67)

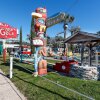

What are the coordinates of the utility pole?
(56, 24, 68, 54)
(63, 24, 68, 53)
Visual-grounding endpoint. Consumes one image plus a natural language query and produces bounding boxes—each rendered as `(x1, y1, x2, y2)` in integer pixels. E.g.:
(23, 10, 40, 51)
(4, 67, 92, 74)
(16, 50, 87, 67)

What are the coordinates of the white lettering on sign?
(0, 28, 14, 36)
(0, 23, 10, 28)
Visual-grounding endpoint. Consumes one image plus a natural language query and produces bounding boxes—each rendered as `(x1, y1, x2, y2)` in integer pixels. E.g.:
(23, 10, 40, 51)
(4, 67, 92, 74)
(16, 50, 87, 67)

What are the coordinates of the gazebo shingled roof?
(64, 31, 100, 43)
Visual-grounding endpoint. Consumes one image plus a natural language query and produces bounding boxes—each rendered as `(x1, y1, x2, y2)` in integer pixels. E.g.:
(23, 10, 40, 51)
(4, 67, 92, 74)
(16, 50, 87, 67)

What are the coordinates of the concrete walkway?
(0, 69, 27, 100)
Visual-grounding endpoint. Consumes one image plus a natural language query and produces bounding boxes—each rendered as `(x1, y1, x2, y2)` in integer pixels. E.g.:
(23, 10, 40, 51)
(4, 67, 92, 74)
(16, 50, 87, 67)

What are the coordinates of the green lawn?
(0, 56, 100, 100)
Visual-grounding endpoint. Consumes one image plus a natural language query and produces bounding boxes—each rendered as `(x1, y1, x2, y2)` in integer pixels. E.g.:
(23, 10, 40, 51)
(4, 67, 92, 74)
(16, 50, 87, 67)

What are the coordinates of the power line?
(66, 0, 80, 12)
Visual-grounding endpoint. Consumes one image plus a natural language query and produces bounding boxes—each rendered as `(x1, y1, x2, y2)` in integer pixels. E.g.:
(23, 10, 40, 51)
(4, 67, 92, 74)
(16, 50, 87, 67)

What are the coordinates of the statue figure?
(32, 7, 47, 76)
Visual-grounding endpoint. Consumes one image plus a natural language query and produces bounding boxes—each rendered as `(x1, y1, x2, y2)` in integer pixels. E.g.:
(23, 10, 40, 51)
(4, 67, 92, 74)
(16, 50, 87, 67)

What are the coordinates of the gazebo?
(64, 31, 100, 66)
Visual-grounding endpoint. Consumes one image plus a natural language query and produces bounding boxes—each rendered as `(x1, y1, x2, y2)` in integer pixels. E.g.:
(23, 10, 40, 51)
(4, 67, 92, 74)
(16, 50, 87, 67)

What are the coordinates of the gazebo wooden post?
(81, 43, 84, 66)
(95, 50, 98, 66)
(88, 44, 92, 66)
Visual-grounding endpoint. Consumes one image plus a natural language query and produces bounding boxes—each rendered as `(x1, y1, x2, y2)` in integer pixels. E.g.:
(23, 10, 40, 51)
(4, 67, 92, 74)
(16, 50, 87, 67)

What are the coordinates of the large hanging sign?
(46, 12, 74, 28)
(0, 22, 17, 39)
(46, 12, 65, 28)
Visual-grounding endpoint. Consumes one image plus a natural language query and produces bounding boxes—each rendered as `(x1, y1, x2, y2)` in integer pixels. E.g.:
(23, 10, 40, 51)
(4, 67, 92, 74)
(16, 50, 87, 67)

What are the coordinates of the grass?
(47, 59, 62, 64)
(0, 56, 100, 100)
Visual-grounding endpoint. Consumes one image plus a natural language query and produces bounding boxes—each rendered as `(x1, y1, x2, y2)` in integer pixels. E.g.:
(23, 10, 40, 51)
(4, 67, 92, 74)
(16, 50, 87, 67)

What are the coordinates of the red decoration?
(38, 68, 47, 75)
(35, 8, 47, 18)
(53, 60, 78, 75)
(22, 51, 31, 55)
(3, 48, 6, 63)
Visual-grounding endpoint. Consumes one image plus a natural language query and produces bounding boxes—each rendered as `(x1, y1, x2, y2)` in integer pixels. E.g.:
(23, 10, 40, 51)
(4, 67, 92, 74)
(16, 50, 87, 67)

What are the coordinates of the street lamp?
(63, 24, 68, 38)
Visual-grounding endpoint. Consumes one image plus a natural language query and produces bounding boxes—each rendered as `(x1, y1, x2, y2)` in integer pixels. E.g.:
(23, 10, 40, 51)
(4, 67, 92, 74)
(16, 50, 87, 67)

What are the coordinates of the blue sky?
(0, 0, 100, 41)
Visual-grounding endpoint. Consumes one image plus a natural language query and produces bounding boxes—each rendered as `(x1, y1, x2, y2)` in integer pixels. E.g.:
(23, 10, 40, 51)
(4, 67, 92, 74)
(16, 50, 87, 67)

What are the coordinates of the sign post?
(10, 52, 14, 78)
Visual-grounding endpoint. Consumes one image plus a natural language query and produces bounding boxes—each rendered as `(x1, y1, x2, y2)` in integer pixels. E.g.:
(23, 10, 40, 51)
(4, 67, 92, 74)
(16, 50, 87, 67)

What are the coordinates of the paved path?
(0, 69, 27, 100)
